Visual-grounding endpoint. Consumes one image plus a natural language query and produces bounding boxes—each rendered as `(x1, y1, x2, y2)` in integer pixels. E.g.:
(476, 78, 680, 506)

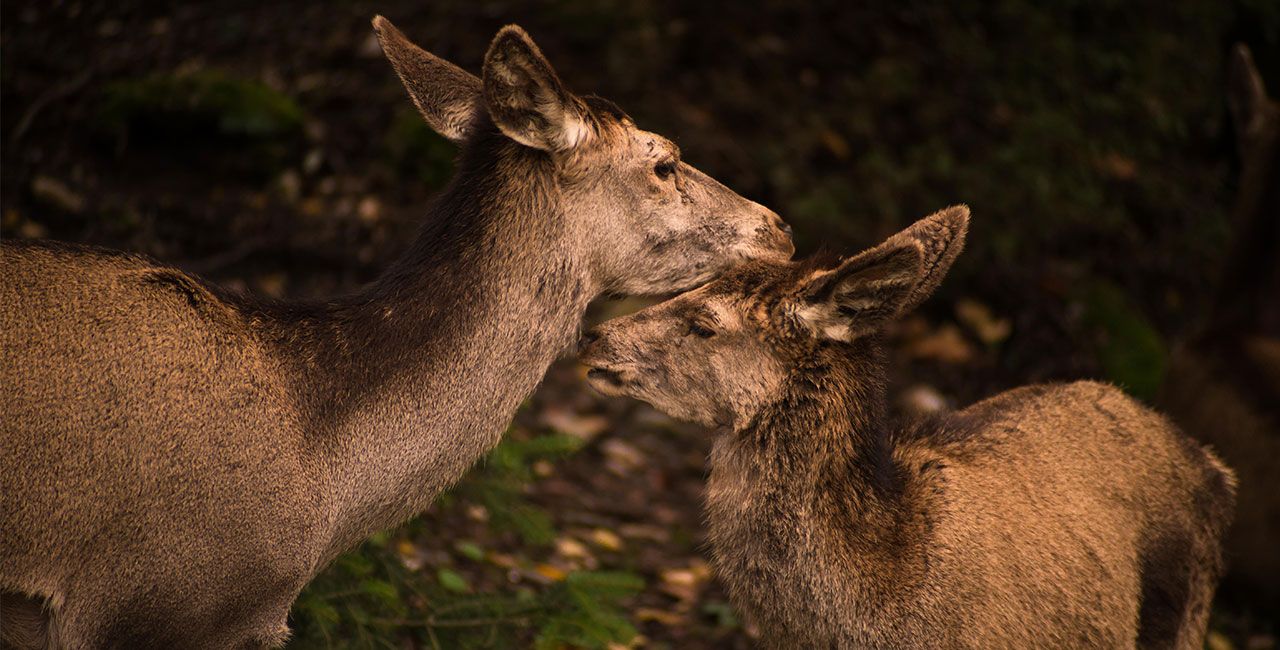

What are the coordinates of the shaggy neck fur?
(716, 339, 897, 501)
(248, 129, 593, 561)
(705, 338, 933, 639)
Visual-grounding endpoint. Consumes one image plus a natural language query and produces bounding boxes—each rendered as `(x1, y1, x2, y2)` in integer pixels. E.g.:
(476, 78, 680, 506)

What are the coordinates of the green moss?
(100, 70, 304, 140)
(1080, 281, 1168, 400)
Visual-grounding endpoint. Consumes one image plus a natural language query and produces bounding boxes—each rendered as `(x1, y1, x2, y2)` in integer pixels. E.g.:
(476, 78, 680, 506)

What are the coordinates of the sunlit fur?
(582, 206, 1235, 648)
(0, 18, 792, 650)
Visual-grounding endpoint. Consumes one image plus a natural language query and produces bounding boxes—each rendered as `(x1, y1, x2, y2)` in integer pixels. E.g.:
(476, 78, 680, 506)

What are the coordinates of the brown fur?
(582, 206, 1235, 648)
(0, 19, 792, 649)
(1158, 43, 1280, 615)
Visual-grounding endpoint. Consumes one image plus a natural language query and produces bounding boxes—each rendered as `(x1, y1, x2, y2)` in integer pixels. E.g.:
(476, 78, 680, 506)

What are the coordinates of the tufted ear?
(373, 16, 482, 144)
(796, 205, 969, 341)
(482, 25, 592, 152)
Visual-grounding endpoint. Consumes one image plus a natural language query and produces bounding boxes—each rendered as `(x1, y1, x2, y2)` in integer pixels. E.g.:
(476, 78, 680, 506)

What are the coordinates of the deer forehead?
(627, 129, 678, 160)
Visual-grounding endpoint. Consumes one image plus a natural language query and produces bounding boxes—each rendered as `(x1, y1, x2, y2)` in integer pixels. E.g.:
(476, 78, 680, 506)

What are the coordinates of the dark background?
(3, 1, 1276, 647)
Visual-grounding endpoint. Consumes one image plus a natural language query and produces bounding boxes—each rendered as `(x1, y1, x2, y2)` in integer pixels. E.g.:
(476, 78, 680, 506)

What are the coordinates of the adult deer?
(0, 18, 792, 649)
(582, 206, 1235, 648)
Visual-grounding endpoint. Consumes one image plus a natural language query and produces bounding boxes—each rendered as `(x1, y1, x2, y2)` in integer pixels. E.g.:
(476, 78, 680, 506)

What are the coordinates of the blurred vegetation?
(292, 433, 644, 649)
(98, 70, 305, 174)
(2, 0, 1277, 647)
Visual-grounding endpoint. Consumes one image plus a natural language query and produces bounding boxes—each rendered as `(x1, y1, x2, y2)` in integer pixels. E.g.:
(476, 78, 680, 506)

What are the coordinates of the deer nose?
(767, 211, 792, 237)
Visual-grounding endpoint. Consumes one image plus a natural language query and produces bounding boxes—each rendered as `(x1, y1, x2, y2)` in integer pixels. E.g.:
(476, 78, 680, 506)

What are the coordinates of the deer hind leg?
(0, 591, 55, 650)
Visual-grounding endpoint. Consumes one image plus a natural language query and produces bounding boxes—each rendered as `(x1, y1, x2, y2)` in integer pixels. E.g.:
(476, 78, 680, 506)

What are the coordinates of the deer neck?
(706, 341, 899, 548)
(704, 341, 931, 613)
(260, 139, 595, 560)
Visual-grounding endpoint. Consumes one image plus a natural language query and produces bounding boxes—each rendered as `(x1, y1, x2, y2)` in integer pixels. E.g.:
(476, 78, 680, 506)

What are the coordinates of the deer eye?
(688, 320, 716, 339)
(654, 159, 678, 180)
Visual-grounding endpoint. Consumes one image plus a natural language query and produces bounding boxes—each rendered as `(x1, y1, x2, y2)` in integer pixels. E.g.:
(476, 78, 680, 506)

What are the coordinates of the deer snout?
(769, 211, 793, 237)
(758, 208, 796, 258)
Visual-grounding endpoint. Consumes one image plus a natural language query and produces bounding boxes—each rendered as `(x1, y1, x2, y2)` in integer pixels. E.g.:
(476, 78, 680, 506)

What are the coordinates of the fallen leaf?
(589, 528, 624, 552)
(898, 384, 948, 415)
(818, 128, 850, 159)
(534, 564, 567, 582)
(659, 566, 707, 602)
(31, 176, 85, 214)
(541, 406, 610, 440)
(1206, 631, 1233, 650)
(618, 524, 671, 543)
(601, 439, 646, 476)
(555, 537, 590, 559)
(904, 323, 975, 364)
(437, 568, 470, 594)
(486, 552, 518, 569)
(955, 299, 1011, 345)
(635, 607, 685, 626)
(454, 541, 484, 561)
(357, 196, 381, 224)
(1098, 151, 1138, 181)
(256, 273, 287, 298)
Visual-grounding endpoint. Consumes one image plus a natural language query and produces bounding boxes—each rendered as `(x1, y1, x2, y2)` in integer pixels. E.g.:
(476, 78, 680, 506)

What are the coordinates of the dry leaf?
(905, 323, 975, 364)
(659, 566, 707, 602)
(1206, 631, 1233, 650)
(898, 384, 948, 415)
(618, 524, 671, 543)
(357, 196, 381, 224)
(555, 537, 590, 559)
(541, 407, 610, 440)
(589, 528, 624, 552)
(955, 299, 1011, 345)
(534, 564, 567, 582)
(532, 460, 555, 478)
(601, 439, 646, 476)
(635, 608, 685, 626)
(486, 552, 518, 569)
(31, 176, 85, 214)
(1098, 152, 1138, 180)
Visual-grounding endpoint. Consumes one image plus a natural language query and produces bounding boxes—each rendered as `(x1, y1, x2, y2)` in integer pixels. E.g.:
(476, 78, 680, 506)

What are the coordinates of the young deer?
(1160, 43, 1280, 614)
(581, 206, 1235, 648)
(0, 17, 792, 649)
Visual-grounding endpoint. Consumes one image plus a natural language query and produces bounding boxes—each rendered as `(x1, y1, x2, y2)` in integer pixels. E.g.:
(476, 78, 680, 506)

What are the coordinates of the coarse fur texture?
(0, 18, 792, 650)
(1159, 43, 1280, 615)
(581, 206, 1236, 648)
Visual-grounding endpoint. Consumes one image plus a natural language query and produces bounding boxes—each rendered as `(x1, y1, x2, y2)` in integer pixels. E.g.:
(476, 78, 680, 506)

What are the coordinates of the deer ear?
(1228, 43, 1270, 140)
(880, 204, 969, 314)
(796, 243, 923, 342)
(374, 16, 481, 144)
(796, 205, 969, 342)
(482, 25, 591, 152)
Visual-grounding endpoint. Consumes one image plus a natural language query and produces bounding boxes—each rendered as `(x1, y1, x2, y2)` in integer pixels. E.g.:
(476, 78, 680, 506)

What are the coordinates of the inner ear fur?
(482, 25, 591, 152)
(373, 16, 482, 144)
(797, 244, 923, 341)
(796, 205, 969, 341)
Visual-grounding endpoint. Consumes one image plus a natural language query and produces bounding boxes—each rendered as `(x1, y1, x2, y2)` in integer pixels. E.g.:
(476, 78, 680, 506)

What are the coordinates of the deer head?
(580, 206, 968, 429)
(374, 18, 793, 295)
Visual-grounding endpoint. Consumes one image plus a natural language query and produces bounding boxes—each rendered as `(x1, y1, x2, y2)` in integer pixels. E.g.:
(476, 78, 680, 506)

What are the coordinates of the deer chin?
(582, 364, 637, 397)
(739, 235, 796, 265)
